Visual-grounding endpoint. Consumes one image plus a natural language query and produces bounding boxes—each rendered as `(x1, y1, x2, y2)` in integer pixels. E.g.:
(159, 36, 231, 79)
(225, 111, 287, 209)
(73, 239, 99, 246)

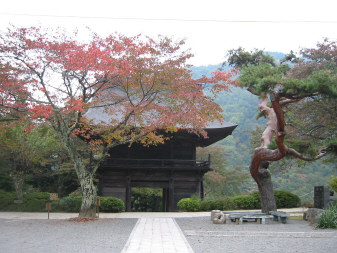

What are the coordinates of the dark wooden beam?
(125, 176, 131, 212)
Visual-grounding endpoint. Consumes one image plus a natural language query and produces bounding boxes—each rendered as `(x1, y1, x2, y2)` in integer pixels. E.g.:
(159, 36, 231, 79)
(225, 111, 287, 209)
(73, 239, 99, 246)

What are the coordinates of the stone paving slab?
(176, 216, 337, 253)
(185, 230, 337, 238)
(0, 218, 137, 253)
(121, 218, 194, 253)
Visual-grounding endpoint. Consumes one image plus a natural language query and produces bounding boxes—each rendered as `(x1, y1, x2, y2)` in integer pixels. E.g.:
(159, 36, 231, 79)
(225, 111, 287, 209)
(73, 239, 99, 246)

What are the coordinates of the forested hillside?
(192, 58, 337, 203)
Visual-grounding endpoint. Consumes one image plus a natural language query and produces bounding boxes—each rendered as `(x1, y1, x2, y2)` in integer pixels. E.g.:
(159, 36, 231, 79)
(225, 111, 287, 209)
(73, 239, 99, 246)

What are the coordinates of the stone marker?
(314, 186, 330, 209)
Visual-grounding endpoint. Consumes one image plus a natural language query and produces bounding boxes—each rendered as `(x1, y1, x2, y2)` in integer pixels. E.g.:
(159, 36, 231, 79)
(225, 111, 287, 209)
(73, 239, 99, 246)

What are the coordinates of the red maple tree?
(0, 26, 235, 217)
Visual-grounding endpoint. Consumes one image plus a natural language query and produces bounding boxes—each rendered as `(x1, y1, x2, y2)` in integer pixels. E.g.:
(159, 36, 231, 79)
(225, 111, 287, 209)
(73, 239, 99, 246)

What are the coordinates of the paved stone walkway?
(0, 208, 307, 253)
(121, 218, 194, 253)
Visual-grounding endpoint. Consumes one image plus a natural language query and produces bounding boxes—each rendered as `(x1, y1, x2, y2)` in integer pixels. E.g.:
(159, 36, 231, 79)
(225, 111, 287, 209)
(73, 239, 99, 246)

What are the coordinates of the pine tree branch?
(287, 146, 331, 161)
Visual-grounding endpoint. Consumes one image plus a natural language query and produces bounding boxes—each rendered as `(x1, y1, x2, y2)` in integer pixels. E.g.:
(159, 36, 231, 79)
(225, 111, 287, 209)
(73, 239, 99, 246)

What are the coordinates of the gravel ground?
(0, 218, 137, 253)
(175, 216, 337, 253)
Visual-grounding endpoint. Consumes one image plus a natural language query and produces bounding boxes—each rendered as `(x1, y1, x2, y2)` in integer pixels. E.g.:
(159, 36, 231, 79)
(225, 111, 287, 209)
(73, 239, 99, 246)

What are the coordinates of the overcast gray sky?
(1, 0, 336, 66)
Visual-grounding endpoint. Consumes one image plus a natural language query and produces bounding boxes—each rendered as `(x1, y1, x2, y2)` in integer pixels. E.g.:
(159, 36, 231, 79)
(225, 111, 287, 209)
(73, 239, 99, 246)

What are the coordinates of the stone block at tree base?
(304, 208, 325, 224)
(212, 213, 226, 224)
(210, 210, 221, 221)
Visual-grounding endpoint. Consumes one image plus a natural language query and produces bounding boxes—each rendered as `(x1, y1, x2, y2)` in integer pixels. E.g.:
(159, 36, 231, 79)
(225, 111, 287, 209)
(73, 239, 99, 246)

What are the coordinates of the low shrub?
(50, 199, 63, 212)
(274, 190, 300, 208)
(24, 192, 50, 212)
(199, 200, 224, 211)
(199, 200, 211, 211)
(21, 199, 47, 212)
(0, 191, 126, 213)
(221, 198, 236, 210)
(58, 196, 82, 212)
(0, 190, 16, 210)
(131, 188, 162, 212)
(250, 191, 261, 206)
(99, 197, 125, 212)
(177, 198, 200, 211)
(199, 198, 235, 211)
(317, 202, 337, 229)
(231, 194, 260, 209)
(230, 190, 300, 209)
(0, 191, 51, 211)
(23, 192, 50, 201)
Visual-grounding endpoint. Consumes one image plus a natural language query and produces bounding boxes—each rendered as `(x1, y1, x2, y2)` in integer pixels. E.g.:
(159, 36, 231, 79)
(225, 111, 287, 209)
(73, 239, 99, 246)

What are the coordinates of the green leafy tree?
(197, 145, 249, 199)
(0, 123, 62, 201)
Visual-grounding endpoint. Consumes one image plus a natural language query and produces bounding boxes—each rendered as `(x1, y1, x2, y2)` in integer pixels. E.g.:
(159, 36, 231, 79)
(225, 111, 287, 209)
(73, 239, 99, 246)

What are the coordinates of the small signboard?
(45, 202, 51, 211)
(50, 193, 58, 201)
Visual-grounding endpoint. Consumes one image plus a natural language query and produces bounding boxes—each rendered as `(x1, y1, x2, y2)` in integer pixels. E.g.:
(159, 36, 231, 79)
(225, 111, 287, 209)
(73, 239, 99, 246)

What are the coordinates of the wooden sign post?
(46, 193, 59, 219)
(46, 202, 51, 219)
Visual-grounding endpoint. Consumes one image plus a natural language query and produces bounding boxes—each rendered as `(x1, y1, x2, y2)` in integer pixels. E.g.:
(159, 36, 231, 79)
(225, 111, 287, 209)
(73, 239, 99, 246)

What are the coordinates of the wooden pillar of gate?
(200, 177, 204, 200)
(168, 178, 175, 211)
(162, 188, 168, 212)
(126, 176, 131, 212)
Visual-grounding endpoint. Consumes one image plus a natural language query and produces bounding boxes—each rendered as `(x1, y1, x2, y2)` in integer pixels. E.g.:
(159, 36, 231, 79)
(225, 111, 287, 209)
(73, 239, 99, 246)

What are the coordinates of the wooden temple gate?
(98, 124, 237, 211)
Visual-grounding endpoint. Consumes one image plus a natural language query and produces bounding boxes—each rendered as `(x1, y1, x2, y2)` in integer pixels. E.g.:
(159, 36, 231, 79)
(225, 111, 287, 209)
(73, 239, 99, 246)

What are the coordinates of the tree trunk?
(78, 170, 97, 218)
(12, 173, 25, 202)
(257, 162, 277, 213)
(58, 131, 99, 218)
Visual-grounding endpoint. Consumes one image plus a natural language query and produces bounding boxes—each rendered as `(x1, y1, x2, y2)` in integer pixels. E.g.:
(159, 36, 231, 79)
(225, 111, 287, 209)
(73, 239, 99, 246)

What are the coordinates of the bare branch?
(287, 146, 330, 161)
(278, 92, 319, 100)
(279, 98, 302, 106)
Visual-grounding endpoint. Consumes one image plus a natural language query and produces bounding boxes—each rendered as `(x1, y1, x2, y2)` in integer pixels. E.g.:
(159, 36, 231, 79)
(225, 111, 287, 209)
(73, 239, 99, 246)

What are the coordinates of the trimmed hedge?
(231, 194, 260, 209)
(23, 192, 50, 201)
(0, 189, 300, 212)
(0, 190, 125, 213)
(99, 196, 125, 212)
(0, 190, 16, 210)
(58, 196, 82, 212)
(274, 190, 300, 208)
(131, 188, 162, 212)
(0, 191, 50, 212)
(177, 198, 200, 211)
(199, 198, 235, 211)
(57, 196, 126, 213)
(230, 190, 300, 210)
(178, 190, 300, 211)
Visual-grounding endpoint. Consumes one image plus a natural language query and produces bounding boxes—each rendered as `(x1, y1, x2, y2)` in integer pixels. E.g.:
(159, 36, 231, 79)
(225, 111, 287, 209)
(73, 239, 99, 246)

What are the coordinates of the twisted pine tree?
(225, 41, 337, 213)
